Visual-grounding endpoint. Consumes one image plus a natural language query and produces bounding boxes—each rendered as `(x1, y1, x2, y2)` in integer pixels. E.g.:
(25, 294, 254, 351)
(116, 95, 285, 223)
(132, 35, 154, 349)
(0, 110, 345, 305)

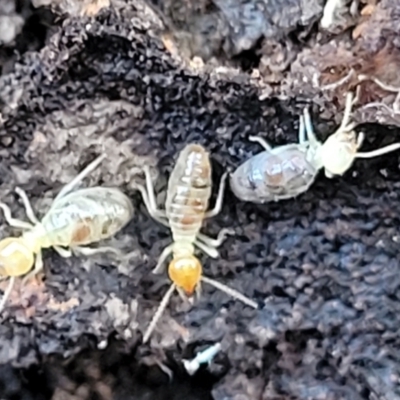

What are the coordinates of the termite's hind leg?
(133, 166, 168, 225)
(204, 172, 228, 219)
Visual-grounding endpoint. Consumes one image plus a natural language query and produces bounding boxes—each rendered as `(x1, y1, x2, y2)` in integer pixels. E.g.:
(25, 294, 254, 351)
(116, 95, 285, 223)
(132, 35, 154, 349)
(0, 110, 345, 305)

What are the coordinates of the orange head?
(0, 237, 34, 277)
(168, 255, 202, 296)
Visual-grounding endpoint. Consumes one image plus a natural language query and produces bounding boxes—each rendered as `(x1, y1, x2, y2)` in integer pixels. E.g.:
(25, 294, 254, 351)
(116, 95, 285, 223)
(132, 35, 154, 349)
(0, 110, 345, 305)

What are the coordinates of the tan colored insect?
(230, 91, 400, 203)
(134, 143, 258, 343)
(0, 154, 134, 311)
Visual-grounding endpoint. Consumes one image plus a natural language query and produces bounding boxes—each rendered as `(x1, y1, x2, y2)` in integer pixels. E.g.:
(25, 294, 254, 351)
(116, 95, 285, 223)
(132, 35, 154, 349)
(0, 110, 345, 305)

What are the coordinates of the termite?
(0, 154, 134, 311)
(230, 91, 400, 203)
(133, 143, 258, 343)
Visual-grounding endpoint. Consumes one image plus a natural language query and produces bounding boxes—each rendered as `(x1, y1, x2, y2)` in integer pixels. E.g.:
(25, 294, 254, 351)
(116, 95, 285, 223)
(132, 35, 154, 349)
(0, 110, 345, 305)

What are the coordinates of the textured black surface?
(0, 0, 400, 399)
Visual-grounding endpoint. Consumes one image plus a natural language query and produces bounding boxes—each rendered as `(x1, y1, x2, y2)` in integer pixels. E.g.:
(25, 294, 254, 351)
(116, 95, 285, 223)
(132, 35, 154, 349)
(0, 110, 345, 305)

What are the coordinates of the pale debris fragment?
(320, 0, 356, 32)
(182, 343, 222, 376)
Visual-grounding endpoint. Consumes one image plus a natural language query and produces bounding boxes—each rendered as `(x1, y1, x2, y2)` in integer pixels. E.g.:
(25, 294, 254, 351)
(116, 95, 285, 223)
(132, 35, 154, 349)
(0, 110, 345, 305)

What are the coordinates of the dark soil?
(0, 0, 400, 399)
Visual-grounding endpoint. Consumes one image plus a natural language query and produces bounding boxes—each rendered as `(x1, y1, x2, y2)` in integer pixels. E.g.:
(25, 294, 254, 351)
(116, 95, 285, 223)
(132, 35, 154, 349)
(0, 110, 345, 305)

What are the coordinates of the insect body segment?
(0, 155, 134, 311)
(134, 143, 258, 343)
(230, 92, 400, 203)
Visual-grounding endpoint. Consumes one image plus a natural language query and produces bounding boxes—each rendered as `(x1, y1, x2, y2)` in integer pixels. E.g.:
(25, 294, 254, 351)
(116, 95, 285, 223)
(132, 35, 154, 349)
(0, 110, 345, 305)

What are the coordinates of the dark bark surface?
(0, 0, 400, 399)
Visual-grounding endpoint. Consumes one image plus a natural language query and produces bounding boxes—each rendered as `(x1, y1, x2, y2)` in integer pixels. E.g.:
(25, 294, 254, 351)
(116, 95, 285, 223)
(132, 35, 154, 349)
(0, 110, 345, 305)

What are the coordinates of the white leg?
(53, 246, 73, 258)
(15, 187, 40, 224)
(152, 243, 174, 274)
(54, 154, 106, 201)
(248, 136, 273, 151)
(133, 181, 169, 226)
(0, 277, 15, 312)
(72, 245, 123, 257)
(302, 108, 319, 145)
(337, 92, 355, 132)
(356, 131, 365, 150)
(0, 203, 33, 229)
(204, 172, 228, 219)
(194, 239, 219, 258)
(298, 115, 306, 144)
(143, 283, 176, 343)
(196, 228, 234, 248)
(21, 251, 43, 285)
(201, 276, 258, 309)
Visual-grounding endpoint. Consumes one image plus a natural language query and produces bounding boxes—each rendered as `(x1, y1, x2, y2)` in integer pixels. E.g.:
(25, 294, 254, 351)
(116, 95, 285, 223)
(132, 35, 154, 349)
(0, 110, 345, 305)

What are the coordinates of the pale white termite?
(133, 143, 258, 343)
(230, 91, 400, 203)
(0, 154, 134, 311)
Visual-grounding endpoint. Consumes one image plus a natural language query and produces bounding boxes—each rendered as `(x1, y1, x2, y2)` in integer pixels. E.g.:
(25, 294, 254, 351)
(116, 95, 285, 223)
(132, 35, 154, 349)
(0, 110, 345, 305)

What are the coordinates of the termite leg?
(0, 203, 33, 230)
(0, 277, 16, 312)
(53, 246, 73, 258)
(302, 108, 319, 145)
(55, 154, 106, 201)
(152, 243, 174, 274)
(248, 136, 273, 151)
(196, 228, 234, 248)
(204, 172, 227, 219)
(72, 245, 124, 257)
(298, 115, 306, 144)
(135, 166, 168, 223)
(15, 187, 40, 224)
(194, 239, 219, 258)
(21, 250, 43, 286)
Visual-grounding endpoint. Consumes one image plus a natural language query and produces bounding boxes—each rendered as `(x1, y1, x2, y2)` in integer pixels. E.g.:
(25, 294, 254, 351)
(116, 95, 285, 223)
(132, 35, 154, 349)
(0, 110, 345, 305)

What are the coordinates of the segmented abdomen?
(230, 146, 317, 203)
(40, 187, 134, 248)
(165, 144, 212, 243)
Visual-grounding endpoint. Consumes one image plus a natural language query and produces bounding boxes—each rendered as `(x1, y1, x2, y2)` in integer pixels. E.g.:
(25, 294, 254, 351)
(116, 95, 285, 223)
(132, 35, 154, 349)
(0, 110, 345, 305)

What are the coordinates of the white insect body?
(0, 154, 134, 310)
(134, 143, 258, 343)
(230, 91, 400, 203)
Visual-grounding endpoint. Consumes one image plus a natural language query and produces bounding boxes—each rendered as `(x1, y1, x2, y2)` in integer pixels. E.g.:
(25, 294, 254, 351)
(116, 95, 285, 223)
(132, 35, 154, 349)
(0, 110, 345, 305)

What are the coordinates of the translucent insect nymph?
(0, 154, 134, 310)
(134, 144, 258, 343)
(230, 91, 400, 203)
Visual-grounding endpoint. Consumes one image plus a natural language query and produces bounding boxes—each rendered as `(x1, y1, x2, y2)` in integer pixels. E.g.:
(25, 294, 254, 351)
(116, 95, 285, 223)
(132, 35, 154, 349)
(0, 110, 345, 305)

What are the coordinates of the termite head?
(168, 255, 202, 296)
(320, 129, 360, 178)
(0, 237, 34, 277)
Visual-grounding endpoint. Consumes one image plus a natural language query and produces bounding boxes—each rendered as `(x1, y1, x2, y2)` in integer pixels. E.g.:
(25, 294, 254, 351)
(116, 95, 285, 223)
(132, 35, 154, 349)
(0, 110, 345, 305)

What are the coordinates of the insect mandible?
(230, 91, 400, 203)
(0, 154, 134, 311)
(134, 143, 258, 343)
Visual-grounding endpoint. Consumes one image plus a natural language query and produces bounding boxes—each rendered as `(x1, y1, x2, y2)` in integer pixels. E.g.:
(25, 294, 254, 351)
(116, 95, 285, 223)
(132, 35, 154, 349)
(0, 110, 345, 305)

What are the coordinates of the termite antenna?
(143, 283, 176, 343)
(201, 276, 258, 309)
(55, 153, 107, 201)
(358, 74, 400, 93)
(337, 91, 356, 133)
(0, 277, 15, 312)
